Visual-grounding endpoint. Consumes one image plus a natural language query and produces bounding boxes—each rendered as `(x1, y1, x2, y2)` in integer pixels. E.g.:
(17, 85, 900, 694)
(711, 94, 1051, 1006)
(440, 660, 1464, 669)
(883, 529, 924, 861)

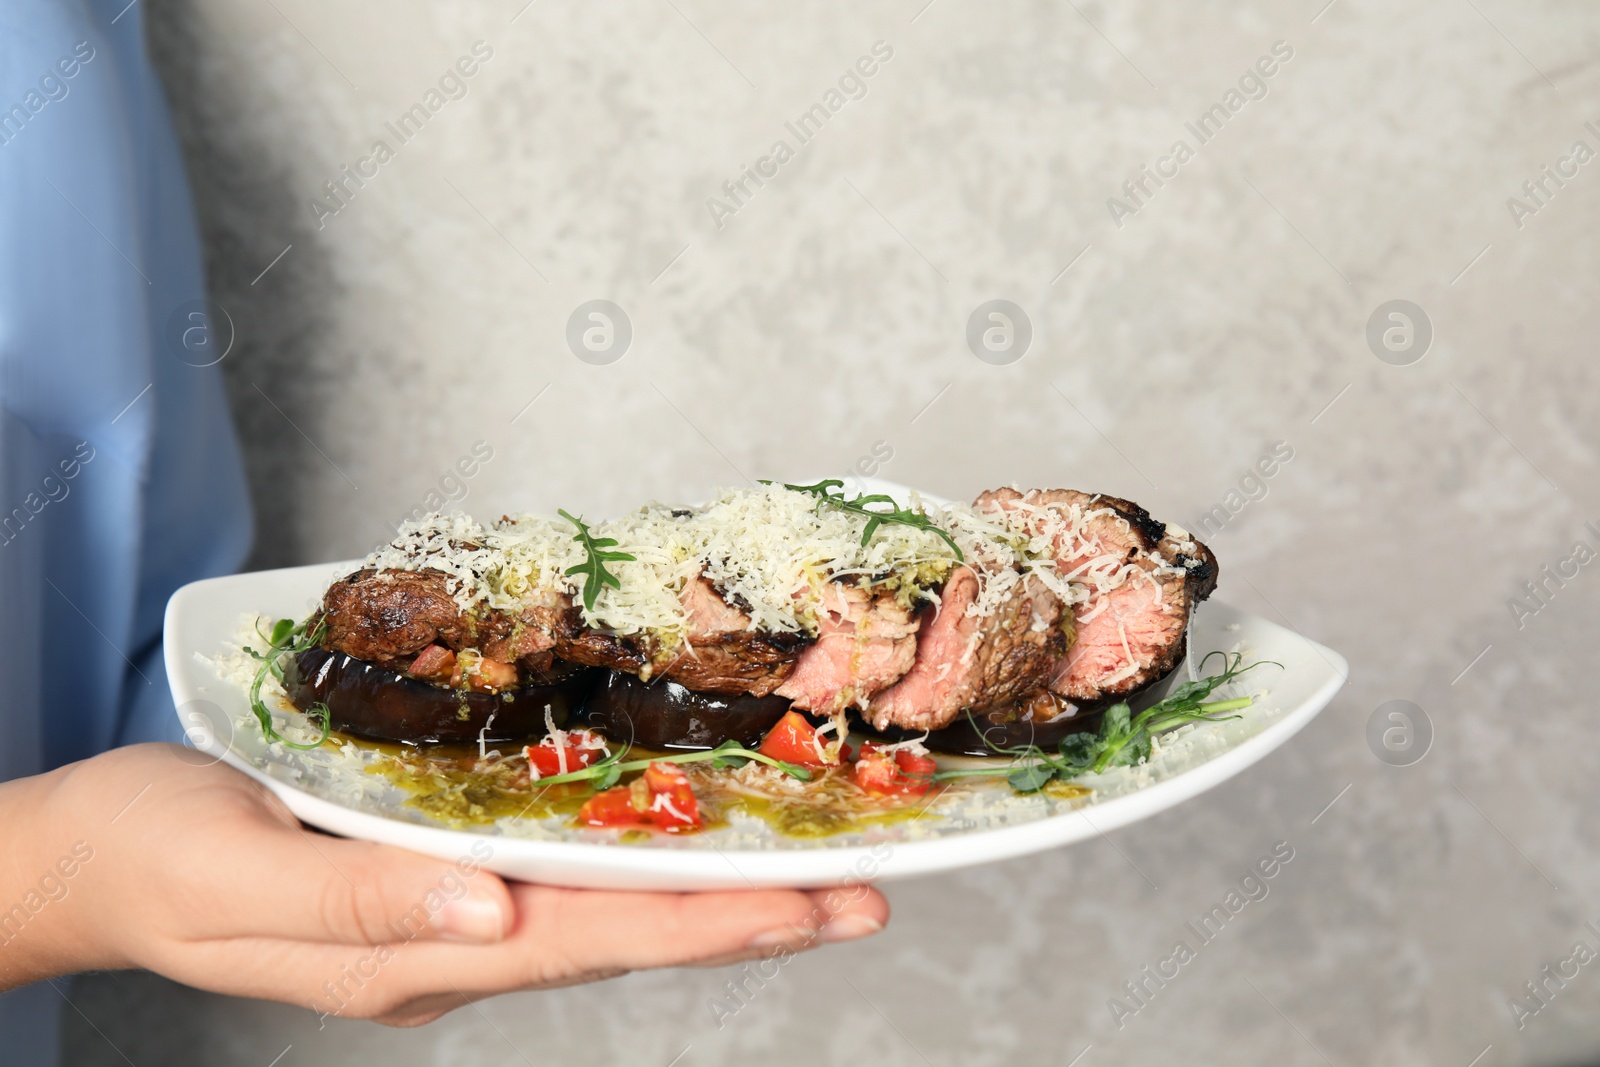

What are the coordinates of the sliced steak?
(867, 567, 1067, 732)
(773, 581, 919, 714)
(973, 572, 1070, 710)
(660, 577, 808, 696)
(552, 612, 653, 677)
(865, 567, 978, 730)
(975, 487, 1217, 704)
(318, 568, 505, 668)
(488, 587, 567, 672)
(318, 567, 576, 682)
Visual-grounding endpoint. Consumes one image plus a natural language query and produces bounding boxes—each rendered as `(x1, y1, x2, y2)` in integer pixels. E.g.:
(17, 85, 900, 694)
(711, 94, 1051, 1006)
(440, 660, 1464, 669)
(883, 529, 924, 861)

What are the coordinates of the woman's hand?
(0, 743, 888, 1026)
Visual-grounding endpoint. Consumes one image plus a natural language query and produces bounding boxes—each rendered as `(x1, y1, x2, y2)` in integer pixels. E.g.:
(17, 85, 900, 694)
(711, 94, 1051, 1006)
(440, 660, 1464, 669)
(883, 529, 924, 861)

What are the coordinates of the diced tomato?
(853, 743, 935, 797)
(578, 761, 703, 833)
(407, 644, 456, 683)
(577, 784, 643, 827)
(642, 762, 701, 829)
(758, 710, 841, 767)
(853, 749, 901, 794)
(523, 729, 606, 778)
(453, 653, 518, 691)
(475, 657, 519, 690)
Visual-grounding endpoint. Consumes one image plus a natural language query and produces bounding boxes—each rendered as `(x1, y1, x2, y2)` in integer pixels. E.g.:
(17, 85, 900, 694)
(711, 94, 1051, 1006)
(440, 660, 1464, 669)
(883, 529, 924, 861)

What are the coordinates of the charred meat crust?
(968, 573, 1069, 712)
(973, 487, 1218, 707)
(659, 578, 809, 696)
(1092, 491, 1218, 602)
(660, 629, 808, 696)
(551, 610, 653, 675)
(866, 568, 1067, 733)
(1173, 536, 1219, 602)
(317, 569, 505, 669)
(1089, 493, 1169, 555)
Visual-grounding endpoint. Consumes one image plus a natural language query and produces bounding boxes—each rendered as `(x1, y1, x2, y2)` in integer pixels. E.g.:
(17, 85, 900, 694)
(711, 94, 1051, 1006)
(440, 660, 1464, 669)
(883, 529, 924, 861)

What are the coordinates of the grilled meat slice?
(317, 567, 566, 679)
(317, 568, 505, 669)
(973, 572, 1070, 710)
(552, 613, 653, 676)
(773, 581, 919, 714)
(494, 587, 567, 668)
(975, 487, 1217, 705)
(866, 567, 1067, 732)
(864, 566, 978, 730)
(660, 577, 808, 696)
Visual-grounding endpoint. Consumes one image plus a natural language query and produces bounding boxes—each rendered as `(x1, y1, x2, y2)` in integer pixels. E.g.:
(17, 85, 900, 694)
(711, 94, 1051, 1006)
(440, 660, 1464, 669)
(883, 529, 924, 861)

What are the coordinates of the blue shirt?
(0, 1, 253, 1060)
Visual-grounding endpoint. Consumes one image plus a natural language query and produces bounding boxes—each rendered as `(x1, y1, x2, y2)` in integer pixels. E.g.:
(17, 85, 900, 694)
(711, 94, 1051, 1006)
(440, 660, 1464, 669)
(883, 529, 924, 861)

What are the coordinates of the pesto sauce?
(360, 734, 963, 839)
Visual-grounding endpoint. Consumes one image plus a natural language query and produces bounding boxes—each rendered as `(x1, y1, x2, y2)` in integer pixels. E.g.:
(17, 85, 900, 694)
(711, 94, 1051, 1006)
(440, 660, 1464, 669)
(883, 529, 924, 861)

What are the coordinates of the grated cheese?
(349, 484, 1191, 657)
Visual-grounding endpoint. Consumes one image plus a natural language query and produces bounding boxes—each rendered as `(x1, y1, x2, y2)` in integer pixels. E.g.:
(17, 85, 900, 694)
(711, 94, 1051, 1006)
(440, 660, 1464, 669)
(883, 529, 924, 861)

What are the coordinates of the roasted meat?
(305, 482, 1216, 751)
(317, 569, 500, 668)
(659, 577, 808, 696)
(866, 566, 1067, 732)
(975, 488, 1217, 705)
(773, 581, 920, 714)
(317, 567, 563, 684)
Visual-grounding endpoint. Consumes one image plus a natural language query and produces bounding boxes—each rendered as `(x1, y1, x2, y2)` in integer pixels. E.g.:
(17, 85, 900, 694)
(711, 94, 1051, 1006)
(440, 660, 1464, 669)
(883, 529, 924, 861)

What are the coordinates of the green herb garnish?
(775, 479, 964, 561)
(533, 739, 813, 787)
(559, 509, 636, 611)
(245, 617, 332, 750)
(935, 651, 1272, 792)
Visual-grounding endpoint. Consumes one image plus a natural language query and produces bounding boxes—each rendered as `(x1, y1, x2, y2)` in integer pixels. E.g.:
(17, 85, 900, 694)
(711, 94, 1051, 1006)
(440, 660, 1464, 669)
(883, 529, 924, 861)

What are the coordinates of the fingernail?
(434, 896, 507, 943)
(820, 915, 883, 944)
(747, 925, 807, 951)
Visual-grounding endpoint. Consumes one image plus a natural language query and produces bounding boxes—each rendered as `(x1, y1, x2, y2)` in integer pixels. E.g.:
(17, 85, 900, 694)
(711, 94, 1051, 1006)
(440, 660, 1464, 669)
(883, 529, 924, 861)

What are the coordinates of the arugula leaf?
(558, 509, 637, 611)
(775, 479, 965, 561)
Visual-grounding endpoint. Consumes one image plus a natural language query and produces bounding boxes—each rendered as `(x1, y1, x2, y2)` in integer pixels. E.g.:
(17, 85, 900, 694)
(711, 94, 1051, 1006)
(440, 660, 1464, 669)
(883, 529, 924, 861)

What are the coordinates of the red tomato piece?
(578, 785, 644, 828)
(893, 749, 937, 794)
(577, 761, 703, 833)
(407, 644, 456, 683)
(853, 743, 935, 797)
(758, 710, 839, 767)
(472, 656, 519, 691)
(524, 730, 605, 778)
(853, 748, 901, 794)
(642, 762, 701, 830)
(452, 652, 518, 691)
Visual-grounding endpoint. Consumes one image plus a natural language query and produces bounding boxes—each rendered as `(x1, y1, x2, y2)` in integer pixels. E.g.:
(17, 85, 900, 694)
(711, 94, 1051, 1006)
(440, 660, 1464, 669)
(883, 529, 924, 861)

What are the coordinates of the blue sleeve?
(0, 0, 253, 1056)
(0, 0, 253, 770)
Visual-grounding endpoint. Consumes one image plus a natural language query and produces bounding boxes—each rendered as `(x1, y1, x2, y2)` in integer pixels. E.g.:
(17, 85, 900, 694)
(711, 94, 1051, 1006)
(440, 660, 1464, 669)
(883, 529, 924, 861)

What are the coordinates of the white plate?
(164, 506, 1346, 891)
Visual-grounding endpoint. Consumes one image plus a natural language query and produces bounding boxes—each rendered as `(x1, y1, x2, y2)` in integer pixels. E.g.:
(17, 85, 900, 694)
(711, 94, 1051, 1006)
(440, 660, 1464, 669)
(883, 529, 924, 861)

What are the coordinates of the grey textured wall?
(67, 0, 1600, 1064)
